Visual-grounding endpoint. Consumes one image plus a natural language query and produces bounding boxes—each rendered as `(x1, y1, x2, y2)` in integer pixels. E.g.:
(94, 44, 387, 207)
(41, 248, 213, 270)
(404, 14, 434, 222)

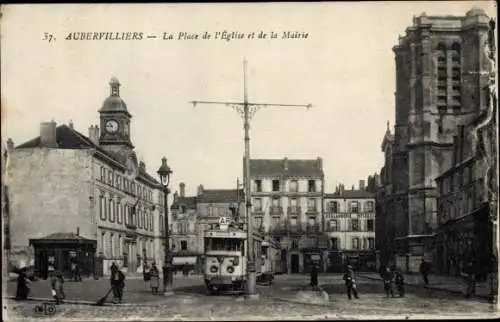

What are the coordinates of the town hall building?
(6, 78, 166, 277)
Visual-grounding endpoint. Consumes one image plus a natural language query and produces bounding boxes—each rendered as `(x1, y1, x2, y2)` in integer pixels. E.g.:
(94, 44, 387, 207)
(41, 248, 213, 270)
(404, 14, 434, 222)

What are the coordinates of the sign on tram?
(218, 216, 231, 230)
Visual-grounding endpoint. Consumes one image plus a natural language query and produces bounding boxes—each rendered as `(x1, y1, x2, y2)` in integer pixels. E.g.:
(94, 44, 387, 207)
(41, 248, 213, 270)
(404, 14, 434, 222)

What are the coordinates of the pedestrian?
(143, 262, 151, 288)
(310, 262, 319, 287)
(51, 270, 65, 304)
(183, 263, 190, 277)
(110, 263, 125, 304)
(394, 269, 405, 297)
(343, 264, 359, 300)
(15, 267, 31, 301)
(150, 262, 160, 295)
(419, 259, 430, 285)
(75, 262, 82, 281)
(462, 260, 476, 298)
(382, 266, 395, 298)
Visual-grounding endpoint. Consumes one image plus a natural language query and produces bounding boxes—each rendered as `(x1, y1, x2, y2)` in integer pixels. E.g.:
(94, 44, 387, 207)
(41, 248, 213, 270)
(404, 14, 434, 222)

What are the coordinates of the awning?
(172, 256, 198, 265)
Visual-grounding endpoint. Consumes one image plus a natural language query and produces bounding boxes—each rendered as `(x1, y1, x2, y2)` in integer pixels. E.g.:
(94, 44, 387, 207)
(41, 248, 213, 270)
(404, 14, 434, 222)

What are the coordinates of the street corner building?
(246, 157, 329, 274)
(169, 182, 245, 274)
(376, 7, 496, 275)
(324, 183, 377, 273)
(5, 78, 168, 279)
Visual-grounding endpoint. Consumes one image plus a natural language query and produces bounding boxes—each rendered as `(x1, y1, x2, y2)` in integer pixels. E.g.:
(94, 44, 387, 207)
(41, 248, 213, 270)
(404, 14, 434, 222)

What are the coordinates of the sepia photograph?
(1, 1, 498, 320)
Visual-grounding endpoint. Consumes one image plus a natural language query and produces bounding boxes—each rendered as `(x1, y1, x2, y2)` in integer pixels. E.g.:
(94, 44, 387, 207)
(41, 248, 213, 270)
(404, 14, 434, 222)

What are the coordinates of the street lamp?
(157, 157, 173, 296)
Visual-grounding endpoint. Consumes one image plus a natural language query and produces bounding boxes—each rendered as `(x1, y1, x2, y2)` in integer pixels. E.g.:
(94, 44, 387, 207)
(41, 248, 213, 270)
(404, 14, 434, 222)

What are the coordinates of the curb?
(4, 295, 185, 307)
(358, 274, 491, 301)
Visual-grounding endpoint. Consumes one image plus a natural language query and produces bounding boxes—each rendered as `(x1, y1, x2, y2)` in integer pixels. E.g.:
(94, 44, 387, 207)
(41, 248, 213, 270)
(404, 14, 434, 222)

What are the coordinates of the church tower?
(98, 77, 134, 155)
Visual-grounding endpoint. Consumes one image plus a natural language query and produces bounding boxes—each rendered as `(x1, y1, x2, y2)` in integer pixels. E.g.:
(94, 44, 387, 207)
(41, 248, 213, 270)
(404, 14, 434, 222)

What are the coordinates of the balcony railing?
(268, 223, 322, 235)
(270, 206, 283, 215)
(287, 206, 301, 215)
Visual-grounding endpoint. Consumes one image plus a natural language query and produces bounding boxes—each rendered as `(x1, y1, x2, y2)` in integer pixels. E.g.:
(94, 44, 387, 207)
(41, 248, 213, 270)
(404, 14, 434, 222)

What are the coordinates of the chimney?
(139, 161, 146, 171)
(180, 182, 186, 197)
(76, 227, 80, 236)
(359, 180, 365, 190)
(197, 184, 204, 196)
(40, 120, 57, 148)
(317, 157, 323, 170)
(88, 125, 99, 145)
(69, 120, 74, 129)
(283, 157, 289, 171)
(173, 191, 179, 202)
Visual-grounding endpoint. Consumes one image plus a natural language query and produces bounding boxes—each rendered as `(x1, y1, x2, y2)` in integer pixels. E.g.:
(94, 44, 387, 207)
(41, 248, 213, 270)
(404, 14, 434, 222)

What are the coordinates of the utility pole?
(191, 60, 311, 299)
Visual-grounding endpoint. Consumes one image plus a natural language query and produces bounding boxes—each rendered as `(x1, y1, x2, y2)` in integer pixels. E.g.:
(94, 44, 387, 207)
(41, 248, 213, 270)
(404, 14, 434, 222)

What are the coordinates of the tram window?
(207, 238, 243, 252)
(261, 246, 269, 259)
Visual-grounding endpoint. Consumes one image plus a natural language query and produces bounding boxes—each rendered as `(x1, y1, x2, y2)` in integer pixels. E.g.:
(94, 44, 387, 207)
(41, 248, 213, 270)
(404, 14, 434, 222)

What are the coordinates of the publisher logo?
(33, 303, 56, 316)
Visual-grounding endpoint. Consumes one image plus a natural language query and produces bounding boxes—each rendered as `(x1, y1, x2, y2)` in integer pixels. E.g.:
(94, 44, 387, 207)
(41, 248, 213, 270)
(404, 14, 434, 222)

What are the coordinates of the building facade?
(324, 182, 376, 272)
(7, 78, 166, 276)
(169, 182, 244, 271)
(249, 157, 327, 273)
(378, 8, 492, 272)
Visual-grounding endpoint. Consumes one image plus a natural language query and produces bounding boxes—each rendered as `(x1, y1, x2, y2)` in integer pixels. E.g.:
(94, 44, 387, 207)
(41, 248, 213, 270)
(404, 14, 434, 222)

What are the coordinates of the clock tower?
(98, 77, 134, 155)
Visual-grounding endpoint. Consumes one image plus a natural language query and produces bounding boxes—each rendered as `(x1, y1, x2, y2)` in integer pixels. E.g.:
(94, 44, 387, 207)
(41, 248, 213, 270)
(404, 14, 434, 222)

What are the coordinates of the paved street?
(4, 274, 498, 320)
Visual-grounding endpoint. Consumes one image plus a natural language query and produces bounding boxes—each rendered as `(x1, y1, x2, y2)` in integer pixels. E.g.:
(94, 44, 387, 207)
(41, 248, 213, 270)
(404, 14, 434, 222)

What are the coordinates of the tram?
(203, 221, 282, 294)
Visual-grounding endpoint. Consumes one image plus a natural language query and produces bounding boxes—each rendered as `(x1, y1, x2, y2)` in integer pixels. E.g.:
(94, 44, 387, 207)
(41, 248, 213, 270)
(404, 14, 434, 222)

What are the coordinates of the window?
(150, 214, 154, 231)
(352, 237, 360, 250)
(308, 216, 316, 227)
(116, 175, 121, 189)
(254, 198, 262, 211)
(329, 220, 338, 232)
(108, 171, 114, 185)
(131, 182, 136, 195)
(144, 211, 149, 230)
(367, 219, 374, 232)
(329, 201, 338, 213)
(100, 195, 106, 221)
(254, 217, 263, 229)
(368, 237, 375, 249)
(350, 201, 359, 213)
(100, 167, 106, 181)
(206, 238, 243, 252)
(289, 217, 297, 227)
(254, 180, 262, 192)
(289, 180, 298, 192)
(124, 179, 129, 192)
(159, 214, 164, 232)
(181, 240, 187, 251)
(308, 180, 316, 192)
(109, 198, 115, 222)
(307, 198, 316, 211)
(351, 219, 359, 231)
(331, 238, 339, 250)
(291, 239, 299, 249)
(272, 180, 280, 192)
(366, 201, 374, 212)
(272, 216, 279, 227)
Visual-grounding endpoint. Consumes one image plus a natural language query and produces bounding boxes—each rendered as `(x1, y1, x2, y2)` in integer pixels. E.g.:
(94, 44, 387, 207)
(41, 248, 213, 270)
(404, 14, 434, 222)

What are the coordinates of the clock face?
(105, 120, 119, 133)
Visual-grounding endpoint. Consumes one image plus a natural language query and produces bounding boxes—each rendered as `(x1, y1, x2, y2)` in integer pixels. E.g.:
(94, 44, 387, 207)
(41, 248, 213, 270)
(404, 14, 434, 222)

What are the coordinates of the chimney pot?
(89, 125, 99, 145)
(76, 227, 80, 236)
(69, 120, 74, 129)
(180, 182, 186, 197)
(197, 184, 204, 196)
(40, 121, 57, 148)
(317, 157, 323, 170)
(283, 157, 289, 171)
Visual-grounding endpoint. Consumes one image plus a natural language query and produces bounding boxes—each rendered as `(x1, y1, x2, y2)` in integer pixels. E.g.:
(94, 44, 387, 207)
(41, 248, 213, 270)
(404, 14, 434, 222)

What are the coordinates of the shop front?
(29, 232, 97, 279)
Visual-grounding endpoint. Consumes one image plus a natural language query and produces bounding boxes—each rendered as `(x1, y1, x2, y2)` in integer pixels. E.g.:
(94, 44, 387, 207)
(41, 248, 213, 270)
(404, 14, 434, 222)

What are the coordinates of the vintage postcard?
(1, 1, 498, 320)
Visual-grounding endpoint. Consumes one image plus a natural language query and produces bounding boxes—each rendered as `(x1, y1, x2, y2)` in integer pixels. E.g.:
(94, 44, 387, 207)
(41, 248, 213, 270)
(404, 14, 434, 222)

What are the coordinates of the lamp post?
(157, 157, 173, 296)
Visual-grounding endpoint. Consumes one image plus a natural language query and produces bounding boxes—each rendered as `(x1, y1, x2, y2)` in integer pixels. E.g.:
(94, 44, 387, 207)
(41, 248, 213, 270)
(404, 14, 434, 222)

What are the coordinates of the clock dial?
(105, 120, 119, 133)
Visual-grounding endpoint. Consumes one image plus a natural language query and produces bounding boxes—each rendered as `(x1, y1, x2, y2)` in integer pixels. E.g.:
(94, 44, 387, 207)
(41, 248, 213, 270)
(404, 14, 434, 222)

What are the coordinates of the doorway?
(291, 254, 300, 274)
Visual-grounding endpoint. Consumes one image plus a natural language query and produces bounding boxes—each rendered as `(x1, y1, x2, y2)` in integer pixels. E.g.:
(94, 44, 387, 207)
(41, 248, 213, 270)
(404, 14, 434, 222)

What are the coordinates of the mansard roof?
(325, 189, 375, 199)
(249, 158, 323, 177)
(197, 189, 244, 204)
(15, 124, 159, 186)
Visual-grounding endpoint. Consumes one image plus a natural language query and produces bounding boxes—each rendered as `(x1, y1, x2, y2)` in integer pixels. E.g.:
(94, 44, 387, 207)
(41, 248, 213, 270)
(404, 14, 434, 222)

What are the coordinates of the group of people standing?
(142, 262, 161, 295)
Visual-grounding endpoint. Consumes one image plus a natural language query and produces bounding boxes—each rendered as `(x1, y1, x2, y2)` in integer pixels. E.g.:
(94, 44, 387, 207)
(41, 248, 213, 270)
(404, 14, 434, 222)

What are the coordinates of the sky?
(1, 1, 497, 196)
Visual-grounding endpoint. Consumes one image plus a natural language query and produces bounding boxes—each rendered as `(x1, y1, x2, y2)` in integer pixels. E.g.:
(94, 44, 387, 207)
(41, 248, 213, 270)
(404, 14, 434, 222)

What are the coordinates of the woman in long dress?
(149, 262, 160, 295)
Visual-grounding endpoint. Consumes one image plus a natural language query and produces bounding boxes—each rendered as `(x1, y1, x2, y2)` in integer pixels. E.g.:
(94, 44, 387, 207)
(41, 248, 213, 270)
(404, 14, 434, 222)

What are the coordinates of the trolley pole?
(191, 60, 311, 299)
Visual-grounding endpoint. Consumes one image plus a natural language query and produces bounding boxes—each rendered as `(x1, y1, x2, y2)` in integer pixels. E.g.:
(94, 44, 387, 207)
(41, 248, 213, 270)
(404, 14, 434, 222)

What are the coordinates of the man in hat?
(110, 263, 125, 304)
(343, 264, 359, 300)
